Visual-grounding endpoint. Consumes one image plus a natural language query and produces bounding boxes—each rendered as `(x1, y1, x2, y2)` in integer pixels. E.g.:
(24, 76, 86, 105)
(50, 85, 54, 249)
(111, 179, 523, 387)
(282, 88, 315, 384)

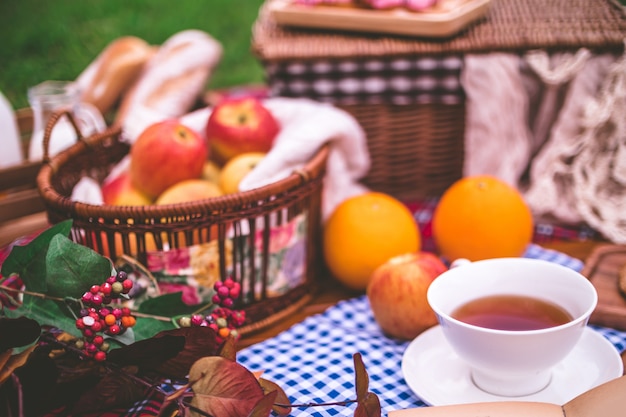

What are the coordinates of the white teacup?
(427, 257, 597, 397)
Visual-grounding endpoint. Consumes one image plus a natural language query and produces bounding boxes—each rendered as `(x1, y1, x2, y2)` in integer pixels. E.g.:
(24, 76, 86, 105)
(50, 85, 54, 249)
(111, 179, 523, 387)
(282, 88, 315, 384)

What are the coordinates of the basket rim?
(36, 124, 330, 221)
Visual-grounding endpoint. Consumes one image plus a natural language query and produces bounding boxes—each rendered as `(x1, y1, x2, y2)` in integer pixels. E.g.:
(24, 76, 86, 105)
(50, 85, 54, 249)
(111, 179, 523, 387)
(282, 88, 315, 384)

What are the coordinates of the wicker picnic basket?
(36, 111, 328, 334)
(252, 0, 626, 202)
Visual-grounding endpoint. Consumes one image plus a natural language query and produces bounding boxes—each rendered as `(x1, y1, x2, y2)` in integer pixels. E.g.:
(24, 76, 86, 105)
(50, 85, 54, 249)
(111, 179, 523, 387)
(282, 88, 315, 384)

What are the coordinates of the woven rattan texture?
(36, 111, 328, 333)
(342, 103, 465, 201)
(253, 0, 626, 60)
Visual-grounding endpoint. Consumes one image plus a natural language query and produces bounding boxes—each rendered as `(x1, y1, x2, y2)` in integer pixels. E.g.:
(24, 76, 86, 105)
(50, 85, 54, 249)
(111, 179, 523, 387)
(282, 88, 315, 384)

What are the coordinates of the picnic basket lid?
(253, 0, 626, 60)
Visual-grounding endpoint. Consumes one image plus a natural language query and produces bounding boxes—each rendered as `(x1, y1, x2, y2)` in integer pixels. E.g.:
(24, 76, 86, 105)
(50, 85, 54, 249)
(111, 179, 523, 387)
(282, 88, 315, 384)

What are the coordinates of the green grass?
(0, 0, 267, 110)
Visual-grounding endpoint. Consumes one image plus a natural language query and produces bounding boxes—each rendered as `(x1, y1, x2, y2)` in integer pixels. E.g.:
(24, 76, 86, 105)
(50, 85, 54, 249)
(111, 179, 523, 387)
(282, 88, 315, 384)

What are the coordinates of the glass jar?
(27, 80, 105, 161)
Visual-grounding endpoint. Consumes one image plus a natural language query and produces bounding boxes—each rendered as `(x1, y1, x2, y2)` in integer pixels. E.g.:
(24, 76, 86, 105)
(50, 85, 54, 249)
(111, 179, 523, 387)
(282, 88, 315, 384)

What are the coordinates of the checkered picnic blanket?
(264, 55, 465, 105)
(236, 244, 626, 416)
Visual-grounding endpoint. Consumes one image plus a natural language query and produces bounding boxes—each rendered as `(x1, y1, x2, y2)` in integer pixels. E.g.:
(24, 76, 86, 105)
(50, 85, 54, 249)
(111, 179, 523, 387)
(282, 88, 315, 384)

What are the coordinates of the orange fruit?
(432, 175, 534, 262)
(323, 192, 421, 291)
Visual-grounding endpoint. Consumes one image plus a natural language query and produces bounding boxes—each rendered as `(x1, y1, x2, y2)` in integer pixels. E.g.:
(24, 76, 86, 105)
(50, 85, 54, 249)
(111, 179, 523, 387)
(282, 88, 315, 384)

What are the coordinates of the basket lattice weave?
(252, 0, 626, 201)
(253, 0, 626, 59)
(36, 111, 329, 334)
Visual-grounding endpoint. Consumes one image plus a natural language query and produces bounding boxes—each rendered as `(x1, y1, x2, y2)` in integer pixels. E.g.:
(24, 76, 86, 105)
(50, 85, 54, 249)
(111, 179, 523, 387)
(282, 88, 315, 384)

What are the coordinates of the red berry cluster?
(75, 270, 136, 361)
(211, 277, 241, 308)
(178, 277, 246, 344)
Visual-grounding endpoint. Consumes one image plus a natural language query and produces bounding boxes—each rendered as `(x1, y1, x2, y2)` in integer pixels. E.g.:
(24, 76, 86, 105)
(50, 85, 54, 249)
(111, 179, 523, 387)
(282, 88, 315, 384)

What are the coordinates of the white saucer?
(401, 325, 623, 406)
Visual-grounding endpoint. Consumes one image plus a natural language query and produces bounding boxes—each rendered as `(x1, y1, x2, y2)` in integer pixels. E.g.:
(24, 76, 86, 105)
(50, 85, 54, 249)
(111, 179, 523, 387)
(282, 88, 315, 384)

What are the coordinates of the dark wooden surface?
(583, 244, 626, 332)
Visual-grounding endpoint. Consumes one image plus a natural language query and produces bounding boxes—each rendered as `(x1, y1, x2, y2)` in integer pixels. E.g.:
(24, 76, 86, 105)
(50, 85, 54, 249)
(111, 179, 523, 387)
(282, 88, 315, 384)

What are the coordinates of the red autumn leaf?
(354, 353, 368, 401)
(354, 392, 382, 417)
(247, 390, 278, 417)
(258, 377, 292, 416)
(188, 356, 265, 417)
(218, 335, 237, 362)
(353, 353, 381, 417)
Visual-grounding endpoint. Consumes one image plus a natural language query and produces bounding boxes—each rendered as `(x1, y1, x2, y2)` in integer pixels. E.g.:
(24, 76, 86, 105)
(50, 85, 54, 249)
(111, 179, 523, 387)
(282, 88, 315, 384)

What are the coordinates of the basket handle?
(42, 109, 85, 163)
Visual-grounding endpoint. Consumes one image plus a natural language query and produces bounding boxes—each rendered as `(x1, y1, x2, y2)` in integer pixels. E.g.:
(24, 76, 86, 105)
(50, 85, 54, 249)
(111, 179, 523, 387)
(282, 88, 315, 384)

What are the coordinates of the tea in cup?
(427, 257, 597, 397)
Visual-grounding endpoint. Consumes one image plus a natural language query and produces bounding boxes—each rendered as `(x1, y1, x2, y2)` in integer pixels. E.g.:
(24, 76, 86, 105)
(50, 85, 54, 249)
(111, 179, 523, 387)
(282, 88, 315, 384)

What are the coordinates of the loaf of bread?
(76, 36, 156, 115)
(115, 30, 223, 142)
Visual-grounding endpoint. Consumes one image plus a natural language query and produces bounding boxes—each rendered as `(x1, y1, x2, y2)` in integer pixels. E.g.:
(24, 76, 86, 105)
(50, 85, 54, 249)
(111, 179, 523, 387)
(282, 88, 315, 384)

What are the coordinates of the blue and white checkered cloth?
(237, 244, 626, 416)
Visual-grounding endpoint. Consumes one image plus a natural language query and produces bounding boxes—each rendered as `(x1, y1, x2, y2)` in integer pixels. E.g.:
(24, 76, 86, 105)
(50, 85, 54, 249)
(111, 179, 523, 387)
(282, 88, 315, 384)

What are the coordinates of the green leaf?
(1, 221, 112, 300)
(43, 234, 113, 299)
(138, 292, 203, 317)
(130, 316, 176, 341)
(109, 328, 135, 346)
(3, 295, 81, 338)
(1, 220, 72, 284)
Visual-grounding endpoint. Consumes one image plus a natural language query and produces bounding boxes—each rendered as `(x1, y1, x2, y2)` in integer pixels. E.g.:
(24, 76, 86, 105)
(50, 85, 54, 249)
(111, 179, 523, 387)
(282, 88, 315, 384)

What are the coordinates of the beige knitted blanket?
(462, 43, 626, 242)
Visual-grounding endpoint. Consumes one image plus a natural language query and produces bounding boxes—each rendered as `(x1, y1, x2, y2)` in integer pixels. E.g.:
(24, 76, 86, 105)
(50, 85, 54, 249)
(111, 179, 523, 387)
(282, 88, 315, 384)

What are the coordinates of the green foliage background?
(0, 0, 267, 109)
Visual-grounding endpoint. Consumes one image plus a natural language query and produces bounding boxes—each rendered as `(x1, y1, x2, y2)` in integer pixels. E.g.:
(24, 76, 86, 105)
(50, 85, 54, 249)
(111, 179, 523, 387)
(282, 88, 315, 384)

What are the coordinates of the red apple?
(130, 119, 208, 199)
(205, 97, 279, 165)
(366, 251, 448, 340)
(102, 170, 152, 206)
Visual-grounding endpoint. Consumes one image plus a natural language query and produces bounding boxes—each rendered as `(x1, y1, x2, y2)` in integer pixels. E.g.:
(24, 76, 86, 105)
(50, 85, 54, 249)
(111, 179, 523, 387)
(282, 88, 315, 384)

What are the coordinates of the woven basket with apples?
(36, 100, 328, 336)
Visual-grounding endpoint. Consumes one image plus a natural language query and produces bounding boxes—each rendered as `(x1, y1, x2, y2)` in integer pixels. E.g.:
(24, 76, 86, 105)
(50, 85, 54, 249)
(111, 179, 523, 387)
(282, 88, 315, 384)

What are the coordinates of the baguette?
(76, 36, 156, 115)
(115, 30, 222, 142)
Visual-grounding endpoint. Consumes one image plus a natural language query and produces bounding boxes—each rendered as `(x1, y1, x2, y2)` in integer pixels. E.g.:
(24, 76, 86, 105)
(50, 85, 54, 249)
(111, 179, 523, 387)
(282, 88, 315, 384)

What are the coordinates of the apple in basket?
(205, 96, 279, 165)
(130, 119, 208, 199)
(102, 170, 152, 206)
(366, 251, 448, 340)
(218, 152, 266, 195)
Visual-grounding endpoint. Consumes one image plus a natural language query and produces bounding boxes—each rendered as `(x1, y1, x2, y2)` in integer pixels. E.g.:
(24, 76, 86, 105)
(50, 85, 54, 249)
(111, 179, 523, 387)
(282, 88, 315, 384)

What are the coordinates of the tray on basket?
(267, 0, 493, 38)
(36, 111, 329, 335)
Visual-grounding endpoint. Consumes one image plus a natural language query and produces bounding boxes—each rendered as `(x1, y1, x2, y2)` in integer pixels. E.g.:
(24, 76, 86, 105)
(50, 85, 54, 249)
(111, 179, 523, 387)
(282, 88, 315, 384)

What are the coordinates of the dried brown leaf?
(189, 356, 265, 417)
(219, 335, 237, 361)
(353, 353, 381, 417)
(258, 377, 292, 416)
(0, 349, 13, 383)
(354, 352, 368, 401)
(152, 327, 221, 378)
(247, 390, 278, 417)
(0, 345, 36, 385)
(354, 392, 382, 417)
(106, 334, 184, 371)
(0, 317, 41, 351)
(70, 369, 145, 414)
(107, 327, 220, 379)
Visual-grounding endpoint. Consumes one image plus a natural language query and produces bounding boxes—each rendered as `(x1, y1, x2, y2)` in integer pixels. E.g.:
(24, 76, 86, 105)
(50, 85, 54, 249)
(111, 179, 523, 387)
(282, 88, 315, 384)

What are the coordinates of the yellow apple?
(367, 251, 448, 340)
(205, 97, 279, 165)
(155, 179, 224, 246)
(130, 119, 208, 199)
(201, 160, 221, 184)
(218, 152, 266, 195)
(155, 179, 223, 205)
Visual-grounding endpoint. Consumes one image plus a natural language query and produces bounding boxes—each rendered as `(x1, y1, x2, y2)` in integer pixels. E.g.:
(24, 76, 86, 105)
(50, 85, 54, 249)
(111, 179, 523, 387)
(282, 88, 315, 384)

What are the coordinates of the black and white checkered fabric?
(264, 55, 465, 105)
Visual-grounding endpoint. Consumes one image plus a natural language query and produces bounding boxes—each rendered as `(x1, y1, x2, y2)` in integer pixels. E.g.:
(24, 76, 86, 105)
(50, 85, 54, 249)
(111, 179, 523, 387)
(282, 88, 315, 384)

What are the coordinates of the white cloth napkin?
(241, 98, 370, 221)
(181, 98, 371, 221)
